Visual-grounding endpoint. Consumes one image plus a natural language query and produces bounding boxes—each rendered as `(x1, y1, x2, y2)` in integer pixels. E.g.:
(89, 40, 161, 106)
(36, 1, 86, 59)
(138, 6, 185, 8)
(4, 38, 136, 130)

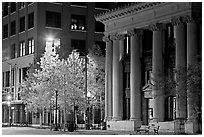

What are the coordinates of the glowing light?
(7, 95, 11, 100)
(46, 36, 54, 42)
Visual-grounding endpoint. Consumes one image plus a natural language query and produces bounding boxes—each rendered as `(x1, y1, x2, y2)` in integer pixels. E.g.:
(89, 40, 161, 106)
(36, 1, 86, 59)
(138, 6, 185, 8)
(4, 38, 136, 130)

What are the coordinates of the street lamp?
(53, 90, 59, 131)
(73, 49, 88, 129)
(87, 92, 92, 130)
(7, 95, 12, 127)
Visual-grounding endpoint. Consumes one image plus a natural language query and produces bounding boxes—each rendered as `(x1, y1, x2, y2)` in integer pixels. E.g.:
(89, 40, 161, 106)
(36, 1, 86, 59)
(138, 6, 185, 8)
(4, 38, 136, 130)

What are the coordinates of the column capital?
(109, 34, 125, 41)
(183, 15, 201, 24)
(102, 35, 111, 42)
(127, 29, 143, 37)
(149, 23, 166, 31)
(171, 17, 185, 26)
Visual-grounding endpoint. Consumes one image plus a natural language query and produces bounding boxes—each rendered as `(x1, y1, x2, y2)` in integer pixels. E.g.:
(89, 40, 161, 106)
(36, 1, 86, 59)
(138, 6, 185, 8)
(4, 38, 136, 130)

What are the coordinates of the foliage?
(151, 61, 202, 118)
(87, 44, 105, 109)
(19, 49, 86, 115)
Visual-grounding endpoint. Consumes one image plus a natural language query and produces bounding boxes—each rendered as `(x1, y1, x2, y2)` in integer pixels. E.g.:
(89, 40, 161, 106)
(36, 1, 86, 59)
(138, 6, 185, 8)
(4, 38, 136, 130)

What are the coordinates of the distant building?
(95, 2, 201, 133)
(2, 2, 118, 126)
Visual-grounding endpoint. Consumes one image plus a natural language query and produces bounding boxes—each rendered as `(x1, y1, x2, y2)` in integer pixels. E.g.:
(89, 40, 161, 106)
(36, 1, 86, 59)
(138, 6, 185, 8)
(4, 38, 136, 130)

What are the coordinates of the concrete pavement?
(2, 126, 178, 135)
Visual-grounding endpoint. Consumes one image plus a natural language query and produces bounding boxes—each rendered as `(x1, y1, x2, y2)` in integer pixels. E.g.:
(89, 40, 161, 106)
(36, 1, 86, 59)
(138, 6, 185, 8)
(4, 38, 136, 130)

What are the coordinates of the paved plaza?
(2, 126, 182, 135)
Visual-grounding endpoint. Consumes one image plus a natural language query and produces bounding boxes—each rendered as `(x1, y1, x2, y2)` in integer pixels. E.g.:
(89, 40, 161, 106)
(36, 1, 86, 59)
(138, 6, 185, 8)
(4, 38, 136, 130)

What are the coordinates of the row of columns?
(103, 15, 200, 122)
(103, 30, 143, 122)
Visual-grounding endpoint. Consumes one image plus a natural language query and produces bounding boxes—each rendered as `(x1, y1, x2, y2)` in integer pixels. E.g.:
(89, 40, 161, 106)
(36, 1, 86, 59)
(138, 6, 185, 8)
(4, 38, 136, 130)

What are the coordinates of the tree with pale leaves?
(20, 48, 86, 129)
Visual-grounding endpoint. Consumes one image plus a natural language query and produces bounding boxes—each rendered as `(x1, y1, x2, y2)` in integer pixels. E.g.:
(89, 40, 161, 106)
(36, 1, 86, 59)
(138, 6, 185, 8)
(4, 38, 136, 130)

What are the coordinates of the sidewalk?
(28, 124, 178, 135)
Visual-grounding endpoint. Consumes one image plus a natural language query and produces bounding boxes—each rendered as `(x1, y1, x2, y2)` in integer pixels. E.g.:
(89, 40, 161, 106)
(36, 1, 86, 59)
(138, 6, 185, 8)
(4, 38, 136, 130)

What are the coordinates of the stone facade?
(96, 2, 202, 133)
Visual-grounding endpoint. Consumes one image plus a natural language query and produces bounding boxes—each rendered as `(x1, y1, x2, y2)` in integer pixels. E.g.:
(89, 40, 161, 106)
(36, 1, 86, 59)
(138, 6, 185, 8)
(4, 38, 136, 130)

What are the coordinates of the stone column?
(185, 16, 200, 120)
(118, 34, 124, 120)
(127, 29, 143, 122)
(149, 23, 165, 122)
(110, 34, 122, 120)
(172, 17, 187, 119)
(103, 36, 113, 120)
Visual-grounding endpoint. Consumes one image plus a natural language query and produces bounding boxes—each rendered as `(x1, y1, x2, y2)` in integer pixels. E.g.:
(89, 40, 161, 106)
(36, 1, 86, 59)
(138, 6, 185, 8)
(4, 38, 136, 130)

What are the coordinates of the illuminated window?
(19, 41, 25, 56)
(124, 35, 130, 55)
(28, 38, 35, 54)
(19, 2, 25, 9)
(71, 15, 86, 31)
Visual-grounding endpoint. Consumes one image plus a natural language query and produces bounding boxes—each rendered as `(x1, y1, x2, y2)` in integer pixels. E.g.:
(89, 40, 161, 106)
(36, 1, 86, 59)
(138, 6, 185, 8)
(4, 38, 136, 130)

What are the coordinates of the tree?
(20, 48, 86, 129)
(87, 44, 105, 121)
(151, 60, 201, 131)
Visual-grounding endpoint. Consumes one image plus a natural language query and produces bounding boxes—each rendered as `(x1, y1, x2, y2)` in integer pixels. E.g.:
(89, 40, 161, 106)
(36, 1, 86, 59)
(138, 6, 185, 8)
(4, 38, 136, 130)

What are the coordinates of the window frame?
(28, 38, 35, 54)
(46, 11, 61, 28)
(28, 12, 34, 29)
(19, 16, 25, 32)
(71, 15, 86, 31)
(10, 2, 16, 13)
(10, 20, 16, 36)
(3, 24, 8, 39)
(3, 3, 9, 17)
(19, 2, 25, 10)
(19, 41, 25, 57)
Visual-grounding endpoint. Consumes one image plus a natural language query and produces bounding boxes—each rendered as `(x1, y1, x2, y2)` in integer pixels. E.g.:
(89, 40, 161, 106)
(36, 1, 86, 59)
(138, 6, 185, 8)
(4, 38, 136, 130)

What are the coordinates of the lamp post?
(53, 90, 59, 131)
(7, 95, 12, 127)
(73, 49, 89, 129)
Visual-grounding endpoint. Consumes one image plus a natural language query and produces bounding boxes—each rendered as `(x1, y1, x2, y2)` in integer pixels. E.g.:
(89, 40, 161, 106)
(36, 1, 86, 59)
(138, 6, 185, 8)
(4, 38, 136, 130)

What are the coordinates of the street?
(2, 126, 178, 135)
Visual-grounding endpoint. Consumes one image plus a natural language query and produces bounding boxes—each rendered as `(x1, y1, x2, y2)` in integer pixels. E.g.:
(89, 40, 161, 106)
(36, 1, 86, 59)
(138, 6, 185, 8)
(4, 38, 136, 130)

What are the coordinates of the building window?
(71, 2, 86, 7)
(165, 96, 176, 121)
(10, 2, 16, 13)
(28, 12, 34, 29)
(28, 38, 35, 54)
(19, 41, 25, 56)
(124, 35, 131, 55)
(71, 15, 86, 31)
(3, 24, 8, 39)
(10, 21, 16, 36)
(3, 3, 8, 17)
(71, 39, 86, 55)
(22, 67, 28, 80)
(145, 70, 152, 84)
(46, 11, 61, 28)
(19, 69, 21, 83)
(95, 21, 104, 32)
(19, 2, 25, 9)
(5, 71, 10, 87)
(19, 16, 25, 32)
(11, 44, 17, 58)
(95, 2, 109, 9)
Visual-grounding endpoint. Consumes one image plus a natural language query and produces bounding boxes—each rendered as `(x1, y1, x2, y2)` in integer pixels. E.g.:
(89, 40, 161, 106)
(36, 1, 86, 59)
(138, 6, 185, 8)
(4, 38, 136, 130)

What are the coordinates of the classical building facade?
(95, 2, 201, 133)
(2, 2, 120, 126)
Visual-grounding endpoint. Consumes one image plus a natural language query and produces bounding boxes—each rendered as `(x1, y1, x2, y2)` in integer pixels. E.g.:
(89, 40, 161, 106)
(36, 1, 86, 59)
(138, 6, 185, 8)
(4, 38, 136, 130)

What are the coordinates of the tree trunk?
(39, 111, 42, 128)
(63, 107, 66, 131)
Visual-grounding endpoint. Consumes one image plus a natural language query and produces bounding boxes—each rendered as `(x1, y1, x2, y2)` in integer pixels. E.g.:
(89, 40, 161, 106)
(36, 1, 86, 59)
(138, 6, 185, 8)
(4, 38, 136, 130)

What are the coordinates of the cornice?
(95, 2, 163, 23)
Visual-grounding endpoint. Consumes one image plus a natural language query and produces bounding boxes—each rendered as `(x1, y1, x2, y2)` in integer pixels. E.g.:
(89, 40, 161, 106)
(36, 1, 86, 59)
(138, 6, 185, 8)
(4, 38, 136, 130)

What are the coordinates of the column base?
(112, 116, 122, 121)
(185, 118, 201, 134)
